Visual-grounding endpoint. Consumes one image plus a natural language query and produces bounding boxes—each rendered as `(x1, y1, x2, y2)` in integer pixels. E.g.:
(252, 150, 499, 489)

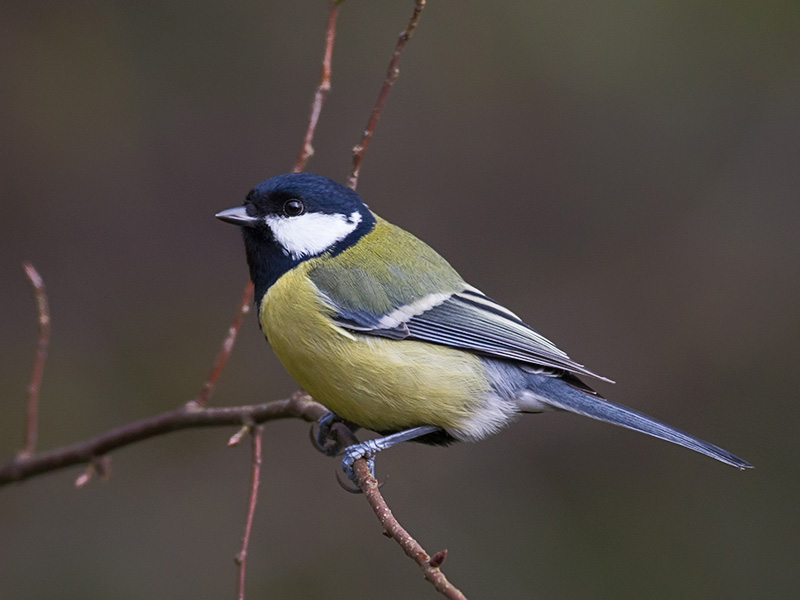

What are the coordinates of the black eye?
(283, 199, 305, 217)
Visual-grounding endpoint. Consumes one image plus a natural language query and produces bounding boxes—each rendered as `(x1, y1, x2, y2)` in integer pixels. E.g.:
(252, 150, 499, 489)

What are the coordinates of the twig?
(299, 4, 466, 596)
(74, 455, 112, 488)
(221, 4, 342, 596)
(234, 425, 264, 600)
(346, 0, 427, 190)
(200, 0, 341, 411)
(194, 282, 253, 408)
(7, 5, 463, 599)
(355, 462, 467, 599)
(18, 262, 51, 458)
(195, 2, 340, 411)
(332, 424, 468, 600)
(0, 393, 324, 486)
(293, 0, 341, 173)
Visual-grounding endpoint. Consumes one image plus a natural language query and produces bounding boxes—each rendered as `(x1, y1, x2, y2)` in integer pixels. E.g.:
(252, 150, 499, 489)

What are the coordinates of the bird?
(216, 172, 752, 481)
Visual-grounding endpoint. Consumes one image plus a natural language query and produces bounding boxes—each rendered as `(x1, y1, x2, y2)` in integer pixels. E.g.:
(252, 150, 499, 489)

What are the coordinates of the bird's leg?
(342, 425, 442, 483)
(310, 410, 360, 456)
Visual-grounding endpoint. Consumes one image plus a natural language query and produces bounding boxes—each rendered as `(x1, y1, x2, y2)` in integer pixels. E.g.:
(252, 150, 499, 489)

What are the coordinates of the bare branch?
(221, 4, 342, 595)
(331, 424, 469, 600)
(0, 393, 324, 486)
(18, 262, 51, 459)
(293, 0, 341, 173)
(6, 5, 467, 599)
(196, 2, 340, 412)
(347, 0, 427, 190)
(234, 425, 264, 600)
(194, 282, 253, 408)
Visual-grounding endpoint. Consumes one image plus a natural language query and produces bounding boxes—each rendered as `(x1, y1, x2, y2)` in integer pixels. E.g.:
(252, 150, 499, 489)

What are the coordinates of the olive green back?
(308, 216, 465, 315)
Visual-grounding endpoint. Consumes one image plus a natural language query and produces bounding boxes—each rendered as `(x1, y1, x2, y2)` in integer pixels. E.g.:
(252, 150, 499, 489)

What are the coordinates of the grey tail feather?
(536, 378, 753, 470)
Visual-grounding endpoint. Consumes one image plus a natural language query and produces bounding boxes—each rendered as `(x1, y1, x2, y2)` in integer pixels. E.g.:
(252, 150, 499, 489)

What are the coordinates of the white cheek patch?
(265, 210, 362, 260)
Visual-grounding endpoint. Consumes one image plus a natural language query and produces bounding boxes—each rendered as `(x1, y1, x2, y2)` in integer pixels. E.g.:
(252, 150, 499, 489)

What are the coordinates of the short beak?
(215, 206, 259, 227)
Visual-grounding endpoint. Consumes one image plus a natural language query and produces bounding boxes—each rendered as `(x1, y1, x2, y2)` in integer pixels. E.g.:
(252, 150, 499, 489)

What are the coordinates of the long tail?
(530, 376, 753, 470)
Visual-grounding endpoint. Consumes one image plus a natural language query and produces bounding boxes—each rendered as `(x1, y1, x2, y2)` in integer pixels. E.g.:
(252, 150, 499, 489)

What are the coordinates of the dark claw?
(309, 422, 340, 456)
(335, 469, 363, 494)
(310, 412, 349, 456)
(334, 466, 388, 494)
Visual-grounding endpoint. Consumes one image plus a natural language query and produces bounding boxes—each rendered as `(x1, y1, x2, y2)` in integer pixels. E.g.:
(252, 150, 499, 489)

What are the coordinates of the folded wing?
(322, 284, 612, 384)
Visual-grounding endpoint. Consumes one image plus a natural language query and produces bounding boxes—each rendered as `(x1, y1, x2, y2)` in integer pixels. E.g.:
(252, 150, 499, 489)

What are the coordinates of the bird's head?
(216, 173, 376, 297)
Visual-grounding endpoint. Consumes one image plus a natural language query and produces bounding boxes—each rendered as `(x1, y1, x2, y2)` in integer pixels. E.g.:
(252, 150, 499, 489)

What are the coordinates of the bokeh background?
(1, 1, 798, 598)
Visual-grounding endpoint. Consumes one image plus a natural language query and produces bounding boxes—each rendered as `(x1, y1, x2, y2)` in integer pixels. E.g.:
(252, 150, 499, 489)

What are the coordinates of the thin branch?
(293, 0, 341, 173)
(332, 424, 468, 600)
(355, 462, 467, 599)
(0, 393, 324, 486)
(7, 5, 464, 600)
(74, 456, 112, 488)
(18, 262, 51, 459)
(215, 5, 341, 596)
(194, 282, 253, 408)
(234, 425, 264, 600)
(347, 0, 427, 190)
(195, 2, 340, 410)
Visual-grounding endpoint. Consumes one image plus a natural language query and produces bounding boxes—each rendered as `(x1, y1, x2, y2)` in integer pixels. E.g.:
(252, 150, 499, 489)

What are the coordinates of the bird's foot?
(339, 424, 443, 485)
(310, 411, 358, 456)
(342, 439, 380, 482)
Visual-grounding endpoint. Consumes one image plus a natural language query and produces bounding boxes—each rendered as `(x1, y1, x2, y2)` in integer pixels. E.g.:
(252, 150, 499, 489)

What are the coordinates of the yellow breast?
(259, 261, 490, 433)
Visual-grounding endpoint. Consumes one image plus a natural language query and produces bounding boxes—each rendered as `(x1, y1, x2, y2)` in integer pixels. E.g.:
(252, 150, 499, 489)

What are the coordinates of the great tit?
(216, 173, 752, 479)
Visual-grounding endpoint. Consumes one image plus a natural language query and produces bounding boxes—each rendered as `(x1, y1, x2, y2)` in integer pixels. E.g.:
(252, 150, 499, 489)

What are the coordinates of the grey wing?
(324, 285, 613, 384)
(406, 288, 613, 382)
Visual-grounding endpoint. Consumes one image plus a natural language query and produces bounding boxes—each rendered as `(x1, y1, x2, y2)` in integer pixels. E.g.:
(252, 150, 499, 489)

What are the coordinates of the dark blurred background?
(1, 1, 798, 598)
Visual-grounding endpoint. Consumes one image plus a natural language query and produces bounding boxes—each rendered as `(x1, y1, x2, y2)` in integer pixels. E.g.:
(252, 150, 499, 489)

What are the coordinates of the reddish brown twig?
(346, 0, 427, 190)
(221, 5, 342, 596)
(197, 3, 340, 410)
(7, 5, 462, 599)
(352, 460, 468, 599)
(18, 262, 51, 459)
(293, 0, 341, 172)
(205, 0, 341, 406)
(193, 281, 253, 408)
(0, 393, 324, 486)
(326, 423, 467, 599)
(300, 4, 466, 596)
(234, 425, 264, 600)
